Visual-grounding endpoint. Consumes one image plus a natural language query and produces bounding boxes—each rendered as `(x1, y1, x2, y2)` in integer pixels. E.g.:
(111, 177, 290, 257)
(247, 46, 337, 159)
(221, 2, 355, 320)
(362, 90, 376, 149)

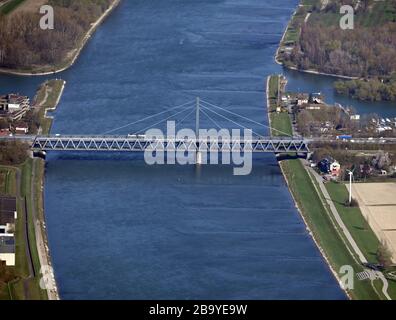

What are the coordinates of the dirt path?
(30, 159, 59, 300)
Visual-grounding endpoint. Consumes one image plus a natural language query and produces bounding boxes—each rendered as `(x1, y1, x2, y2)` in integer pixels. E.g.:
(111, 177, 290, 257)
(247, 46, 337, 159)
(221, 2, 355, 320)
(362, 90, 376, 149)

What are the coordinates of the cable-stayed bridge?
(5, 98, 311, 157)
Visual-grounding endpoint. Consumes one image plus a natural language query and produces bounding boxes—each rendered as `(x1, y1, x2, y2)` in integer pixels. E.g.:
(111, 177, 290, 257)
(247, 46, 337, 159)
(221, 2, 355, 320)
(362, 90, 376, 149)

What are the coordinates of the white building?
(0, 236, 15, 266)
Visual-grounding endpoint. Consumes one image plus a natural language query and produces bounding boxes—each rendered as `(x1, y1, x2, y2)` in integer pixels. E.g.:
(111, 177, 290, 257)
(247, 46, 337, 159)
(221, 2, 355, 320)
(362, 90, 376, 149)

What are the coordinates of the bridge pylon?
(195, 97, 203, 165)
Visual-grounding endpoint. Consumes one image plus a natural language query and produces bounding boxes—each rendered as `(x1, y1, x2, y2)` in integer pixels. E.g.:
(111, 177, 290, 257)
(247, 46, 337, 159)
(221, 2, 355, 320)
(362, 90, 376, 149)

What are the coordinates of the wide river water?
(1, 0, 395, 299)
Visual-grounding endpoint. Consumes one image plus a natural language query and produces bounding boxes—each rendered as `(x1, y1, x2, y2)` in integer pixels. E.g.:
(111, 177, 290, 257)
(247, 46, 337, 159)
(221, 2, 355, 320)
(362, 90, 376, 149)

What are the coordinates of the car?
(363, 263, 384, 272)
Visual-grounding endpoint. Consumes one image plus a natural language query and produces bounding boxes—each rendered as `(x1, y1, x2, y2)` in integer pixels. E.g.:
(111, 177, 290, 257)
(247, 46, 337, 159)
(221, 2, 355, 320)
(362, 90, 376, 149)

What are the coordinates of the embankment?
(0, 0, 121, 76)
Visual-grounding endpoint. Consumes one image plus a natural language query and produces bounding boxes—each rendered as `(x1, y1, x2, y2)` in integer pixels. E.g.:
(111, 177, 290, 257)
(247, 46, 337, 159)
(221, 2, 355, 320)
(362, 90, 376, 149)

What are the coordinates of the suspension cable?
(102, 99, 196, 135)
(129, 106, 195, 136)
(176, 107, 196, 130)
(200, 108, 222, 130)
(200, 98, 292, 137)
(200, 105, 265, 138)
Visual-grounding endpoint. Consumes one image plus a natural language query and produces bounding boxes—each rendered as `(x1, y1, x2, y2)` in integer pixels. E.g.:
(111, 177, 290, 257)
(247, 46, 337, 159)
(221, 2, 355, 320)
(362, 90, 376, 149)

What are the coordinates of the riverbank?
(275, 1, 359, 80)
(34, 79, 66, 134)
(266, 75, 293, 137)
(267, 73, 392, 299)
(31, 79, 66, 300)
(0, 0, 121, 76)
(0, 79, 65, 300)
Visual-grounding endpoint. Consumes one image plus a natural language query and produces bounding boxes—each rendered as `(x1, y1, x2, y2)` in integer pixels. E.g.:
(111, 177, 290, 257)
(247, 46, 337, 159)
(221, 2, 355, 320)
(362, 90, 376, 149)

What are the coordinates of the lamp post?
(348, 170, 353, 205)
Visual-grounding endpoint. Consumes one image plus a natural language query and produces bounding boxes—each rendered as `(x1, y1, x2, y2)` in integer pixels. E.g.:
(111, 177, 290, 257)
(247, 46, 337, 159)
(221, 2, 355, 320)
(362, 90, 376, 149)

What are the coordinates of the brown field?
(352, 183, 396, 263)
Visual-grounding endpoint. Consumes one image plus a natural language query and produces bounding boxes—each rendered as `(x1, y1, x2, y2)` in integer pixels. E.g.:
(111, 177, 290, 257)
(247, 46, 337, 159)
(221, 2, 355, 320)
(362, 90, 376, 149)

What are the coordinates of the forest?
(280, 0, 396, 101)
(0, 0, 113, 70)
(334, 76, 396, 101)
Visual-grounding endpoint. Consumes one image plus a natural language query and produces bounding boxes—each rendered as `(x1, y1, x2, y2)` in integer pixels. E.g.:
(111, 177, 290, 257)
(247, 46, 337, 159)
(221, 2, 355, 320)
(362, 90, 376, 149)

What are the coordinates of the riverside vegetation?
(0, 0, 115, 73)
(278, 0, 396, 101)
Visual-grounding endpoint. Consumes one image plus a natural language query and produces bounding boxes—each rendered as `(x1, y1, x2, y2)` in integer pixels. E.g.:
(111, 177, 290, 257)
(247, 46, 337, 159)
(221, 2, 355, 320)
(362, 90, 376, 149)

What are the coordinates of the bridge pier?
(196, 151, 203, 165)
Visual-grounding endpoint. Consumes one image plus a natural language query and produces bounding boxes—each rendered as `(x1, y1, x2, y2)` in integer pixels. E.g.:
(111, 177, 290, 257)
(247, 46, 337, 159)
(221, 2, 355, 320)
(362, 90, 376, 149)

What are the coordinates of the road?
(305, 162, 391, 300)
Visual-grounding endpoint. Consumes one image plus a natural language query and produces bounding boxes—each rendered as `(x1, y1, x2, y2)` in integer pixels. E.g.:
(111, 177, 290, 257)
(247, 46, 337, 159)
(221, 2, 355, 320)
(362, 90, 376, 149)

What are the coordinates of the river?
(1, 0, 394, 300)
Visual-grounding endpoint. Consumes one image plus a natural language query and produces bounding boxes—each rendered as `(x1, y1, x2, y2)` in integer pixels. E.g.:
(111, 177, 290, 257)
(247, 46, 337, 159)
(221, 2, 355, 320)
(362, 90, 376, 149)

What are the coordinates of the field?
(280, 159, 383, 299)
(326, 182, 396, 298)
(352, 183, 396, 264)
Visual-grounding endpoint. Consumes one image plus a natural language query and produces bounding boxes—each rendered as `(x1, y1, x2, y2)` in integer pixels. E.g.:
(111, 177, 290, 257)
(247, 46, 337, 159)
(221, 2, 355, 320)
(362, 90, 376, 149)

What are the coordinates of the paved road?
(305, 162, 391, 300)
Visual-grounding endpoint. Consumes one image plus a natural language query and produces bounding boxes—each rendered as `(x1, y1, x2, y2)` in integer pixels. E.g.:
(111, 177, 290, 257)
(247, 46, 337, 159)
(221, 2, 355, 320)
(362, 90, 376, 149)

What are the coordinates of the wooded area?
(280, 0, 396, 101)
(286, 0, 396, 78)
(0, 0, 113, 70)
(334, 77, 396, 101)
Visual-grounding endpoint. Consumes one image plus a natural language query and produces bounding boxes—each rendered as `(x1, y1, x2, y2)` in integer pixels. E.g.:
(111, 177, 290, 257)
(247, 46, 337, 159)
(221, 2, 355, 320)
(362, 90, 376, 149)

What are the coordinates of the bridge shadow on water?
(275, 153, 307, 161)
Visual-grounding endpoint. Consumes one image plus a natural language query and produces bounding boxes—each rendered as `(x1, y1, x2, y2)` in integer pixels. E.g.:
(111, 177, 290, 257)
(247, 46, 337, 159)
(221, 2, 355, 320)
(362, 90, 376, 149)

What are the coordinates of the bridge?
(31, 135, 310, 153)
(27, 98, 310, 156)
(3, 97, 396, 159)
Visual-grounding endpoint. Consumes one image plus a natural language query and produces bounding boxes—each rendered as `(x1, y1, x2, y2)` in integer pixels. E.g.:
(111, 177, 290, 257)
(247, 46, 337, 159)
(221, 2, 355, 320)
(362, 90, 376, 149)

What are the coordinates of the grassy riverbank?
(34, 79, 66, 134)
(267, 75, 293, 137)
(268, 73, 391, 299)
(280, 159, 385, 299)
(0, 79, 64, 300)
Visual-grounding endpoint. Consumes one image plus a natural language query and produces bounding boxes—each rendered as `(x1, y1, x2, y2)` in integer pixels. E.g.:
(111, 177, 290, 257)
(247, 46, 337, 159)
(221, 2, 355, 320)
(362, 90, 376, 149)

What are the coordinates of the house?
(0, 196, 17, 235)
(296, 94, 309, 106)
(0, 197, 16, 266)
(0, 129, 10, 137)
(0, 93, 30, 121)
(318, 157, 333, 174)
(0, 236, 15, 266)
(306, 105, 322, 110)
(14, 122, 29, 135)
(330, 161, 341, 178)
(309, 92, 324, 104)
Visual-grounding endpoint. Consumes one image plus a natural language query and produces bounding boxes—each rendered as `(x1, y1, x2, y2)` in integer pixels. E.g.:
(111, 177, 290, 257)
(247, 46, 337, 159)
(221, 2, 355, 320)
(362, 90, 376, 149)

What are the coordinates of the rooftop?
(0, 236, 15, 254)
(0, 196, 16, 213)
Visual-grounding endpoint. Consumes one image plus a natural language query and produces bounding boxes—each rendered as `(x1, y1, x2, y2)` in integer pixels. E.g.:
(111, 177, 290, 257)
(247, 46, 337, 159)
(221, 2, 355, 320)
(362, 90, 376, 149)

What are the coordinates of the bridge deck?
(32, 135, 310, 153)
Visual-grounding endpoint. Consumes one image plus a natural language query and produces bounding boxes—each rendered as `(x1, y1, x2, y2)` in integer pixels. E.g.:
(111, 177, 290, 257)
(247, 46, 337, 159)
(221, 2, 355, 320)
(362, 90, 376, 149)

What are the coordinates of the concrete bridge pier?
(196, 150, 203, 165)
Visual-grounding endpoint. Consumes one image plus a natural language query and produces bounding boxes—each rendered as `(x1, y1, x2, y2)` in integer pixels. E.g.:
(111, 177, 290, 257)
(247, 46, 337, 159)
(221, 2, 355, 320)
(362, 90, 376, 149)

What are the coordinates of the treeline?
(282, 0, 396, 78)
(0, 0, 113, 70)
(334, 77, 396, 101)
(287, 22, 396, 78)
(0, 141, 28, 165)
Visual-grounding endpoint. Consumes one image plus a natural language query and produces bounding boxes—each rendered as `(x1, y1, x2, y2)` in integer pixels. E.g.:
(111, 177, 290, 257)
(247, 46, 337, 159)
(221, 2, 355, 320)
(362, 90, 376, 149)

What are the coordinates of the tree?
(377, 242, 393, 268)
